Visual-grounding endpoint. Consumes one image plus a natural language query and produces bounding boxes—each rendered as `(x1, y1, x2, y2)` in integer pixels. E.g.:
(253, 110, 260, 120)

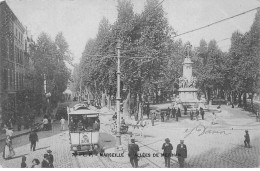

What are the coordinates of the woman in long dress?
(4, 136, 15, 159)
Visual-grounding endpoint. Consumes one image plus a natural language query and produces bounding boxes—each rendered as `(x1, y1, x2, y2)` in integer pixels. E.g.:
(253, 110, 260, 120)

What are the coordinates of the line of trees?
(74, 0, 260, 118)
(194, 9, 260, 111)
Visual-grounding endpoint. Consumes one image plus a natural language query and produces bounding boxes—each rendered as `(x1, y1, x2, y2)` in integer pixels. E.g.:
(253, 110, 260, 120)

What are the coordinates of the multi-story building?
(0, 1, 36, 126)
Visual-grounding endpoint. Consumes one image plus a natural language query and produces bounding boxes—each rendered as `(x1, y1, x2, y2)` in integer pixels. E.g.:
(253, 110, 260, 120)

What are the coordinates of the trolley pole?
(116, 40, 121, 147)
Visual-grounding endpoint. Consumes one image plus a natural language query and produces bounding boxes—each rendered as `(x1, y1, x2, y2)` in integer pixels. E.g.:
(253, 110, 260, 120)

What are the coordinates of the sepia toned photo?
(0, 0, 260, 168)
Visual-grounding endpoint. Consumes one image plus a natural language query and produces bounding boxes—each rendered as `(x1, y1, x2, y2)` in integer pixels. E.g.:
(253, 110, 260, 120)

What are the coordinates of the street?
(0, 104, 259, 168)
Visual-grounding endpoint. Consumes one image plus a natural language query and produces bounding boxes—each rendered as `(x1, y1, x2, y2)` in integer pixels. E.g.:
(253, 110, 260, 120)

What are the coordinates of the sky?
(3, 0, 260, 66)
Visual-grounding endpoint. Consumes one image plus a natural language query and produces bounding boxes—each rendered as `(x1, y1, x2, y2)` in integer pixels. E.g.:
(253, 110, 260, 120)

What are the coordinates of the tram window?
(68, 115, 99, 132)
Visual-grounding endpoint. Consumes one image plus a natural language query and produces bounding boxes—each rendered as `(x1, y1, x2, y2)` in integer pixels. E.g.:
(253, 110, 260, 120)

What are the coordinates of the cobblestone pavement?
(0, 104, 259, 168)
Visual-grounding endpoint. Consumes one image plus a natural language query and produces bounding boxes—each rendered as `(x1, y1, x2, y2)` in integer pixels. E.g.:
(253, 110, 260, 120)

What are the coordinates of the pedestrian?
(41, 154, 50, 168)
(21, 155, 27, 168)
(4, 136, 15, 159)
(244, 130, 250, 148)
(190, 110, 194, 120)
(171, 108, 176, 118)
(176, 111, 179, 122)
(128, 139, 139, 168)
(31, 159, 40, 168)
(167, 107, 171, 119)
(160, 111, 165, 122)
(47, 150, 54, 167)
(42, 117, 48, 131)
(162, 138, 173, 168)
(29, 129, 38, 151)
(177, 108, 181, 117)
(176, 140, 187, 168)
(200, 107, 205, 120)
(211, 112, 216, 125)
(166, 110, 170, 121)
(60, 117, 66, 131)
(256, 110, 259, 122)
(231, 103, 234, 108)
(184, 106, 187, 115)
(151, 112, 155, 126)
(195, 109, 199, 121)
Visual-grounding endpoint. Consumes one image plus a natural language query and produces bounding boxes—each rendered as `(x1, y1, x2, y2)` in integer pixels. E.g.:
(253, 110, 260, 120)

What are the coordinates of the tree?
(31, 32, 71, 110)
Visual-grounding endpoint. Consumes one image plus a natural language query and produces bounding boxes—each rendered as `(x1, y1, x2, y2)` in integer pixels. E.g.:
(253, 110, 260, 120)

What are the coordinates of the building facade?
(0, 1, 36, 126)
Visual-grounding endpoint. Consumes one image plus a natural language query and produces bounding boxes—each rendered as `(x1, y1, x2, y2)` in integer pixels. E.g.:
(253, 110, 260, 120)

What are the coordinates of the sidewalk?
(0, 116, 43, 142)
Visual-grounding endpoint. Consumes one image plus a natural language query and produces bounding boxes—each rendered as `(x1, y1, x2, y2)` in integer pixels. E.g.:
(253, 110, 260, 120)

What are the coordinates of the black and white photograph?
(0, 0, 260, 168)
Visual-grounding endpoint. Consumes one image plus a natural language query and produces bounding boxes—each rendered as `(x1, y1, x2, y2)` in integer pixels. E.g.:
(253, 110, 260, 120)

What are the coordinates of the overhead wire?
(81, 0, 166, 61)
(173, 6, 260, 38)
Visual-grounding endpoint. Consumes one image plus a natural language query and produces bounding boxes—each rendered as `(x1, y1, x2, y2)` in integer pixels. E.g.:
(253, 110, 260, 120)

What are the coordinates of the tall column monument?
(178, 44, 199, 109)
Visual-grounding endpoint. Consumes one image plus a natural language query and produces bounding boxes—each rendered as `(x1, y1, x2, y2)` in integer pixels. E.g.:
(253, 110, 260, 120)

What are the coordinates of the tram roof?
(68, 109, 99, 115)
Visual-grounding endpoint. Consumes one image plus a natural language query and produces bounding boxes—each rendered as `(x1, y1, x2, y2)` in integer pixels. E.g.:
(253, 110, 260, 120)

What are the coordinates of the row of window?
(2, 68, 24, 91)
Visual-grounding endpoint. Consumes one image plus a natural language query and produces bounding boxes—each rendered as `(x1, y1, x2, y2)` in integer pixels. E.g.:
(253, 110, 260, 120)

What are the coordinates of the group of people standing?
(153, 107, 206, 123)
(157, 107, 182, 123)
(162, 138, 187, 168)
(189, 107, 205, 121)
(128, 138, 187, 168)
(20, 150, 54, 168)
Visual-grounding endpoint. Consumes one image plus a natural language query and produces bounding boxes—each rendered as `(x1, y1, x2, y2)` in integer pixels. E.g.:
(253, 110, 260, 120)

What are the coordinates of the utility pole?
(79, 75, 82, 102)
(116, 39, 121, 147)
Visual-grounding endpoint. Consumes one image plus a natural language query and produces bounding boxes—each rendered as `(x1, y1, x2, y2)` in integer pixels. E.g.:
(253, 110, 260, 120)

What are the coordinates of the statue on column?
(185, 43, 192, 58)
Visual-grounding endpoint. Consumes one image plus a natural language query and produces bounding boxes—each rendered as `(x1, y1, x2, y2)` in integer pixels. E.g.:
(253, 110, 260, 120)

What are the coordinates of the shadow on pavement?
(35, 146, 50, 151)
(6, 154, 29, 160)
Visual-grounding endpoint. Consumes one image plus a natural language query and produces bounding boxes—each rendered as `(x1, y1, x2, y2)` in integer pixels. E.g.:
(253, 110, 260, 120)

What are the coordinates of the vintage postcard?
(0, 0, 259, 168)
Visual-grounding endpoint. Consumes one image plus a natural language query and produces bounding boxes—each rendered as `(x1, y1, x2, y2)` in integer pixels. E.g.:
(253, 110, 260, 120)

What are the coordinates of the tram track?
(100, 123, 162, 168)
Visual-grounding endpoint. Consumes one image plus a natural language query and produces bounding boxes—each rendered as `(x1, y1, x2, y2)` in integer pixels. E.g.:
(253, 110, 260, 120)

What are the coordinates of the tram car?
(68, 106, 100, 155)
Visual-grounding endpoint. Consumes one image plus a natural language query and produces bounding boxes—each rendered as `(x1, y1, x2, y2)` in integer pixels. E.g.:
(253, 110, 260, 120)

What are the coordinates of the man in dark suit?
(190, 110, 194, 120)
(177, 108, 181, 117)
(176, 140, 187, 168)
(162, 138, 173, 168)
(200, 108, 205, 120)
(47, 150, 54, 168)
(128, 139, 139, 168)
(29, 129, 38, 151)
(172, 108, 176, 118)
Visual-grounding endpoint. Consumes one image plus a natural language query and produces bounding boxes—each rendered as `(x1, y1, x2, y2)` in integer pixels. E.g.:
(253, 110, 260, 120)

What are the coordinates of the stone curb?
(0, 130, 31, 143)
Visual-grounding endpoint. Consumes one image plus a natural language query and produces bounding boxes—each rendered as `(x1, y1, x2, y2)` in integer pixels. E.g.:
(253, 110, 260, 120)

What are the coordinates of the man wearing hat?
(41, 154, 50, 168)
(176, 140, 187, 168)
(244, 130, 250, 148)
(162, 138, 173, 168)
(29, 129, 38, 151)
(47, 150, 54, 167)
(128, 139, 139, 168)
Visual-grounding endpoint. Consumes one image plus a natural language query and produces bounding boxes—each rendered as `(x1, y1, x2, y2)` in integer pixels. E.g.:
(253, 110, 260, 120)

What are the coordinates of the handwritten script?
(184, 124, 231, 138)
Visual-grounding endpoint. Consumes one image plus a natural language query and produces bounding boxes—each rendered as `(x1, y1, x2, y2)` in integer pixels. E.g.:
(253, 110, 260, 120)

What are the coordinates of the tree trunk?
(155, 85, 158, 104)
(243, 93, 247, 109)
(101, 92, 106, 107)
(238, 92, 242, 107)
(207, 88, 211, 103)
(123, 92, 130, 118)
(251, 93, 254, 113)
(106, 95, 111, 110)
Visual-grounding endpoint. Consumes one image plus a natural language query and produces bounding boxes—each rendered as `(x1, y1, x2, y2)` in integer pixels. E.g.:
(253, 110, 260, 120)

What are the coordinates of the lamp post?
(116, 39, 122, 147)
